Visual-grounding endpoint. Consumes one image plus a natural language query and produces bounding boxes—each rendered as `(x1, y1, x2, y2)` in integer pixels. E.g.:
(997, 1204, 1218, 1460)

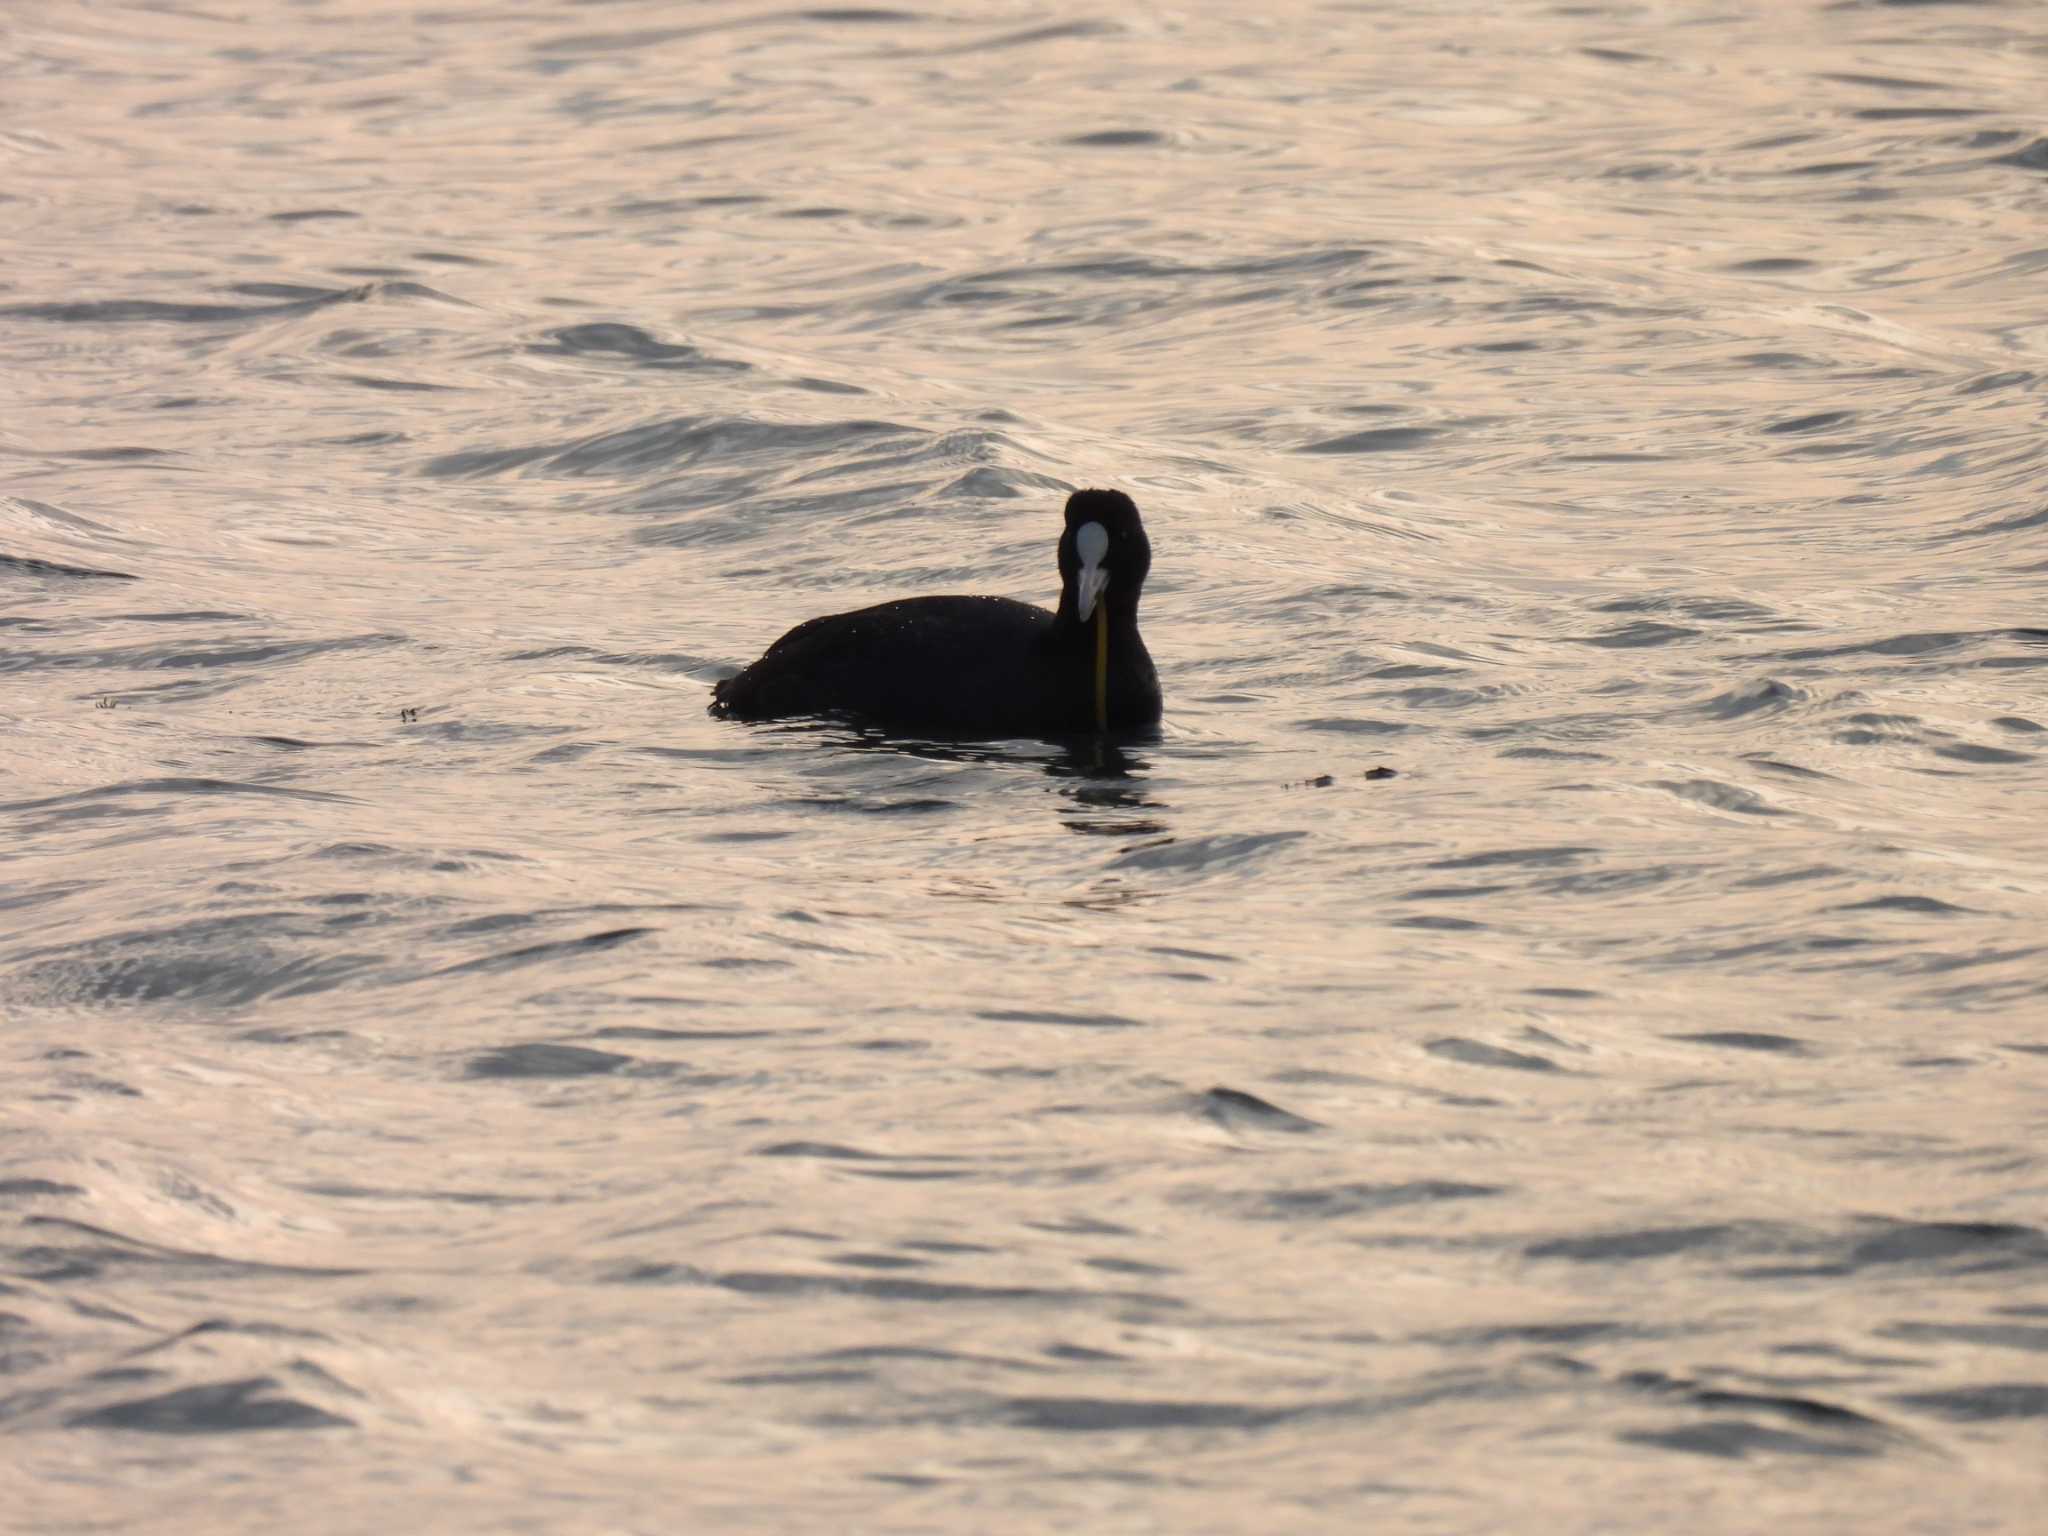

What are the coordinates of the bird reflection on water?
(823, 726, 1170, 839)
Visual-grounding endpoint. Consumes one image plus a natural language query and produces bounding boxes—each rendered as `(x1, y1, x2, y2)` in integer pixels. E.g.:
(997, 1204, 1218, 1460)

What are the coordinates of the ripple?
(68, 1378, 352, 1433)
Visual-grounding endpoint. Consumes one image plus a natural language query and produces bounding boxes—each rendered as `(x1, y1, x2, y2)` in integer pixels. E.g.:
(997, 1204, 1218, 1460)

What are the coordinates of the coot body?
(710, 489, 1160, 738)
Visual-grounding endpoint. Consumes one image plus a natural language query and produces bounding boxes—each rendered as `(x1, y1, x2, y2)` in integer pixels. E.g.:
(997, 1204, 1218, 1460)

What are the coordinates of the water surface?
(4, 1, 2047, 1529)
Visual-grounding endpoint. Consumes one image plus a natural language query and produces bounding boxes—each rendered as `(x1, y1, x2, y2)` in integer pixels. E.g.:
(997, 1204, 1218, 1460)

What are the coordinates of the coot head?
(1058, 489, 1151, 626)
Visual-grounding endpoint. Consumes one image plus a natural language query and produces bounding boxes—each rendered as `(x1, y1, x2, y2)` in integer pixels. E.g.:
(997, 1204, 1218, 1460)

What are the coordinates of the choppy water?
(5, 1, 2048, 1528)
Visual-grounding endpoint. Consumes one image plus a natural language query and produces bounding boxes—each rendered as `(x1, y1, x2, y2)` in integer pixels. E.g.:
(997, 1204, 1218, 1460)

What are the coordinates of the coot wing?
(711, 595, 1064, 732)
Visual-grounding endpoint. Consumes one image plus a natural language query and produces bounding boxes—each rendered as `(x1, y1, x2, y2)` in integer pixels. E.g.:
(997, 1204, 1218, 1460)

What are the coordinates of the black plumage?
(709, 489, 1161, 738)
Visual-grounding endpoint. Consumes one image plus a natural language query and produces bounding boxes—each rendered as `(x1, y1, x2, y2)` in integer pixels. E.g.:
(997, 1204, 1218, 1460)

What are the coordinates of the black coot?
(709, 489, 1161, 737)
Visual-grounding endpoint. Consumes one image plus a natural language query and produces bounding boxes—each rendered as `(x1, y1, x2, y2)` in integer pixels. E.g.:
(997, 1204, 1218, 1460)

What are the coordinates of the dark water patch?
(1592, 593, 1782, 624)
(1044, 1344, 1125, 1364)
(591, 1024, 787, 1041)
(793, 8, 922, 23)
(922, 19, 1122, 55)
(1700, 679, 1802, 719)
(434, 926, 654, 977)
(59, 446, 176, 462)
(1399, 884, 1509, 901)
(1296, 716, 1409, 735)
(0, 777, 354, 813)
(1385, 685, 1494, 709)
(997, 1396, 1305, 1432)
(0, 553, 139, 581)
(1205, 1181, 1499, 1221)
(977, 1008, 1144, 1029)
(1620, 1420, 1875, 1460)
(1656, 932, 1873, 967)
(269, 207, 358, 222)
(938, 464, 1067, 500)
(116, 611, 249, 624)
(1733, 1221, 2048, 1281)
(1299, 427, 1440, 455)
(133, 1319, 336, 1355)
(338, 374, 452, 393)
(421, 414, 913, 480)
(1724, 258, 1814, 273)
(1199, 1087, 1321, 1134)
(1107, 831, 1304, 874)
(1990, 716, 2044, 733)
(1394, 915, 1485, 931)
(1062, 129, 1169, 148)
(1431, 1320, 1629, 1347)
(1832, 713, 1922, 749)
(809, 1345, 1028, 1370)
(1931, 741, 2031, 765)
(530, 322, 750, 372)
(727, 1366, 876, 1386)
(1734, 351, 1819, 368)
(1427, 1038, 1561, 1073)
(1772, 1341, 1923, 1369)
(49, 1072, 142, 1098)
(0, 631, 403, 677)
(11, 1217, 363, 1284)
(1845, 1221, 2048, 1272)
(1530, 864, 1678, 901)
(1956, 369, 2035, 396)
(1769, 630, 1982, 662)
(1429, 846, 1597, 871)
(1633, 1379, 1888, 1437)
(780, 795, 957, 818)
(1656, 779, 1785, 816)
(300, 1183, 543, 1207)
(1761, 410, 1854, 435)
(1576, 621, 1698, 649)
(842, 1166, 973, 1183)
(464, 1043, 634, 1079)
(1669, 1032, 1814, 1055)
(1992, 139, 2048, 173)
(1831, 895, 1969, 915)
(12, 915, 382, 1008)
(1854, 106, 1982, 121)
(69, 1377, 350, 1433)
(0, 287, 368, 325)
(1369, 663, 1465, 680)
(1882, 1322, 2048, 1354)
(1888, 1384, 2048, 1422)
(609, 1265, 1180, 1310)
(1745, 757, 1831, 780)
(1529, 1225, 1765, 1263)
(0, 1180, 85, 1200)
(757, 1142, 903, 1161)
(1817, 72, 1944, 93)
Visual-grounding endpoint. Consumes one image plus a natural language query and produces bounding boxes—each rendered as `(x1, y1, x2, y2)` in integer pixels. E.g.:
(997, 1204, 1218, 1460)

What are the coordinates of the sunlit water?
(4, 1, 2047, 1528)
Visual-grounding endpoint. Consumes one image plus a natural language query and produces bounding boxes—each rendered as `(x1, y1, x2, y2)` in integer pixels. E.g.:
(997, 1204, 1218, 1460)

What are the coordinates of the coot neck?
(1056, 591, 1143, 636)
